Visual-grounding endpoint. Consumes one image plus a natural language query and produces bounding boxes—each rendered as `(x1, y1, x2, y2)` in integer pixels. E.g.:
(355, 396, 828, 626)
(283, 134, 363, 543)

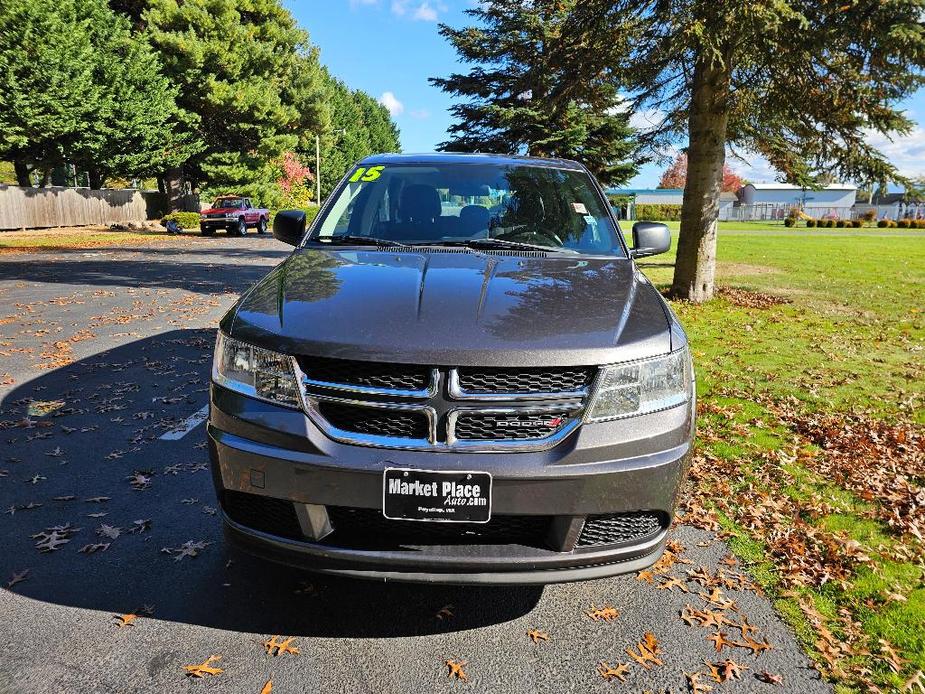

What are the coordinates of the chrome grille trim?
(446, 404, 583, 450)
(290, 357, 591, 452)
(305, 392, 438, 449)
(447, 368, 589, 401)
(302, 368, 438, 399)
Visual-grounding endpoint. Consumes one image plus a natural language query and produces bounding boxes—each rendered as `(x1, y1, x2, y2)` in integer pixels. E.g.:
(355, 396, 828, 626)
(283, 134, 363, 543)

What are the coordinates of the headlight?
(212, 333, 301, 408)
(199, 214, 207, 220)
(585, 348, 693, 422)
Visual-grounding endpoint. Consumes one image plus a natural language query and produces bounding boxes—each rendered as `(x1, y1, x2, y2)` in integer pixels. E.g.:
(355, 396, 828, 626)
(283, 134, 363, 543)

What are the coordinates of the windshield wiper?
(421, 238, 577, 254)
(310, 235, 409, 248)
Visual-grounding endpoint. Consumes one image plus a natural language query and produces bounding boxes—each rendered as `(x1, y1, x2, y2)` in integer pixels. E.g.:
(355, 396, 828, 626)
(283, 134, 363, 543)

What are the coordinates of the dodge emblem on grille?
(497, 416, 565, 429)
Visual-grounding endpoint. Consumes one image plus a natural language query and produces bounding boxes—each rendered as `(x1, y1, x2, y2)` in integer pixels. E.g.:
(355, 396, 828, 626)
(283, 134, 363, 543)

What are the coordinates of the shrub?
(861, 209, 877, 223)
(161, 211, 201, 229)
(890, 220, 898, 228)
(915, 219, 925, 229)
(635, 204, 683, 221)
(897, 219, 912, 229)
(784, 217, 795, 227)
(836, 219, 846, 228)
(805, 218, 817, 227)
(877, 219, 890, 228)
(852, 219, 863, 228)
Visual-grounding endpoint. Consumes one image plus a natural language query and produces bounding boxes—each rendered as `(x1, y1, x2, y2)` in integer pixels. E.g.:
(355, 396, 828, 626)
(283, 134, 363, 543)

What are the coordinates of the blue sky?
(287, 1, 925, 188)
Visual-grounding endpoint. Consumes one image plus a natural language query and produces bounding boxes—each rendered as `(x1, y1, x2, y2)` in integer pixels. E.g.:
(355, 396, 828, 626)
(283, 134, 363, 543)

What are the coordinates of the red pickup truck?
(199, 195, 269, 236)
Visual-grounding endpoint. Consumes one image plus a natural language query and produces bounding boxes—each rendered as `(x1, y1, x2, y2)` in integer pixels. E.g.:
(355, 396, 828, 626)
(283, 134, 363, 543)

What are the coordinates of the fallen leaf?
(5, 568, 30, 589)
(903, 671, 925, 693)
(260, 680, 272, 694)
(717, 659, 748, 681)
(756, 670, 783, 685)
(658, 576, 690, 593)
(527, 629, 548, 644)
(597, 661, 630, 682)
(687, 671, 714, 693)
(264, 635, 299, 657)
(586, 605, 620, 622)
(183, 655, 223, 678)
(636, 569, 655, 584)
(740, 635, 773, 655)
(445, 659, 468, 681)
(626, 633, 664, 670)
(79, 542, 110, 554)
(707, 631, 742, 653)
(113, 613, 137, 628)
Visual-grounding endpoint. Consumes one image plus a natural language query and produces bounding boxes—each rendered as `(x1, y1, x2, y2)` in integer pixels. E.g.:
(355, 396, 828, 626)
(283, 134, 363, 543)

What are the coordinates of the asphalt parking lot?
(0, 234, 831, 693)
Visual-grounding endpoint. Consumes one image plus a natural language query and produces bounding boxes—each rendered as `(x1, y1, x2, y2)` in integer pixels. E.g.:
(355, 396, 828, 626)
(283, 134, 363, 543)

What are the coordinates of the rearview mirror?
(631, 221, 671, 258)
(273, 210, 306, 246)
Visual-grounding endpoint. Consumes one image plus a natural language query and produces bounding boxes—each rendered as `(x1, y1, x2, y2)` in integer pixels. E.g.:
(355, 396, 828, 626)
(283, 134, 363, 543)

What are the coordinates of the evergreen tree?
(0, 0, 99, 185)
(0, 0, 193, 188)
(314, 72, 401, 199)
(429, 0, 640, 186)
(139, 0, 310, 205)
(571, 0, 925, 300)
(72, 0, 197, 188)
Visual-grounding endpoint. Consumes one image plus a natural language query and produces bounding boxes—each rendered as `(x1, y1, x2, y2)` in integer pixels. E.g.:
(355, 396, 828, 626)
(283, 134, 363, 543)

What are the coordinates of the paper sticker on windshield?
(571, 202, 588, 214)
(349, 165, 385, 183)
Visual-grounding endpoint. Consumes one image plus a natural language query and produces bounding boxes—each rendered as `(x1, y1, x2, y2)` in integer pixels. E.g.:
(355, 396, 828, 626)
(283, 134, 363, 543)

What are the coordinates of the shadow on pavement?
(0, 246, 290, 295)
(0, 329, 541, 637)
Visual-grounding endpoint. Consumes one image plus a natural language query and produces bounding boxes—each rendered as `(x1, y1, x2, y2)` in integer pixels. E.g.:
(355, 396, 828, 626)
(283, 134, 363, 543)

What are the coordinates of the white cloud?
(378, 91, 405, 117)
(390, 0, 444, 20)
(865, 127, 925, 179)
(412, 2, 439, 20)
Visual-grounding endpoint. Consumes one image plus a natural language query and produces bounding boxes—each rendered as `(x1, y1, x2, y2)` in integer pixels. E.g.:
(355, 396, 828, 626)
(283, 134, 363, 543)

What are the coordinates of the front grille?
(222, 490, 303, 540)
(453, 412, 571, 441)
(576, 511, 666, 548)
(299, 356, 430, 392)
(456, 366, 593, 395)
(324, 507, 552, 550)
(318, 401, 429, 440)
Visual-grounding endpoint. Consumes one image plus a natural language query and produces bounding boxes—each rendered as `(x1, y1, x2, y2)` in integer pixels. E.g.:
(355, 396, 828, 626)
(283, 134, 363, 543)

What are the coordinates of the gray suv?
(208, 153, 694, 584)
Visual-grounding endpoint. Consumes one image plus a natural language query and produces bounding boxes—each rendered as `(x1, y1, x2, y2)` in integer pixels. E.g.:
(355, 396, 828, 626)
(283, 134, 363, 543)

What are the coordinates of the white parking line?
(160, 405, 209, 440)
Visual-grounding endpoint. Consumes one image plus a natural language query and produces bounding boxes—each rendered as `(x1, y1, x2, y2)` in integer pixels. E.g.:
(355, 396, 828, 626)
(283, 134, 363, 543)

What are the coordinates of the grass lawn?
(638, 229, 925, 692)
(0, 225, 197, 252)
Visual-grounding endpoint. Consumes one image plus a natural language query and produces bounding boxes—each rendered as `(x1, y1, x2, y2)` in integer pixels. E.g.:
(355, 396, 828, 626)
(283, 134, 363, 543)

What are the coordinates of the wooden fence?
(0, 185, 167, 230)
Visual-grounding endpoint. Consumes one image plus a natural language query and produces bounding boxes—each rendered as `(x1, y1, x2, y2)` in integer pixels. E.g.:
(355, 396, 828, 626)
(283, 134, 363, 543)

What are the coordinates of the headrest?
(399, 184, 441, 223)
(459, 205, 490, 232)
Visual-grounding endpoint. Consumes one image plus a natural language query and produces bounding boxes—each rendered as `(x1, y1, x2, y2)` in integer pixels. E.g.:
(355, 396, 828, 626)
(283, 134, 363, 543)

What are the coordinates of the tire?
(200, 225, 214, 236)
(257, 217, 267, 234)
(230, 218, 247, 237)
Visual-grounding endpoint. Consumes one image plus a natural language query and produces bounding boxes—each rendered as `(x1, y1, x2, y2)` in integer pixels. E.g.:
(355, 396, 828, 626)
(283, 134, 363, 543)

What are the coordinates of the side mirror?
(273, 210, 306, 246)
(631, 221, 671, 258)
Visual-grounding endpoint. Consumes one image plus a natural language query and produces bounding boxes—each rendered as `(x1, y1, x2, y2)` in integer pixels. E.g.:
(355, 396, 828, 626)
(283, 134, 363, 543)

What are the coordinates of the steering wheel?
(494, 227, 563, 247)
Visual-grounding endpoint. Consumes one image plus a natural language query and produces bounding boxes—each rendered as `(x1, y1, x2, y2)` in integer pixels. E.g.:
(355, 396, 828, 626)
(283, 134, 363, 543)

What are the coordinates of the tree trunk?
(88, 170, 104, 190)
(671, 56, 731, 302)
(163, 167, 185, 211)
(13, 158, 32, 187)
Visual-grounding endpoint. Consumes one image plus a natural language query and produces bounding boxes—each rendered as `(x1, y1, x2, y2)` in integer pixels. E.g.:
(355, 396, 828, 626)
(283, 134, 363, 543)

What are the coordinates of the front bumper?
(208, 384, 694, 585)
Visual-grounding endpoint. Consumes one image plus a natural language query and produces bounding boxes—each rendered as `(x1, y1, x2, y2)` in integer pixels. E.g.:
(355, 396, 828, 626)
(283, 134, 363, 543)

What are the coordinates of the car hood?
(227, 248, 672, 367)
(202, 207, 240, 215)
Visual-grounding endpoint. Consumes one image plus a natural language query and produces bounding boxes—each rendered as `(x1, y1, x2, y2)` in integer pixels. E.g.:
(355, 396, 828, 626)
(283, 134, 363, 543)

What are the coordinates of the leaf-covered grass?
(644, 230, 925, 691)
(0, 227, 195, 251)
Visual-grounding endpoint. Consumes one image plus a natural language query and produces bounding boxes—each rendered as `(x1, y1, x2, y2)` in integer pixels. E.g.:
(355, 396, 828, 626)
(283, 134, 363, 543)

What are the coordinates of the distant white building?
(739, 183, 856, 209)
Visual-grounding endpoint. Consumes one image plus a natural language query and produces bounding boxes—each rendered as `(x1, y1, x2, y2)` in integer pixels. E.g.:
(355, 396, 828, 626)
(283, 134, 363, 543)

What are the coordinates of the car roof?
(358, 152, 587, 171)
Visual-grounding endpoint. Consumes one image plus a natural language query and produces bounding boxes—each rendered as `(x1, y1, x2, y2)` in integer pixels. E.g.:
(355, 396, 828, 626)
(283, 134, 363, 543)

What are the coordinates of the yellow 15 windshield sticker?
(349, 165, 385, 183)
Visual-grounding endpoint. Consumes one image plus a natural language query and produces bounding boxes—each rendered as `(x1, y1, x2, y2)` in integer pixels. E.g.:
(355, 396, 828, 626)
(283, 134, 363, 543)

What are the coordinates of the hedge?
(161, 211, 201, 229)
(634, 204, 683, 221)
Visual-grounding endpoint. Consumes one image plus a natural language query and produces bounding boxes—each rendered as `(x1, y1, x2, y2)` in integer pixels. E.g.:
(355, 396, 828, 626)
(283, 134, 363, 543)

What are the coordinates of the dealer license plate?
(382, 468, 492, 523)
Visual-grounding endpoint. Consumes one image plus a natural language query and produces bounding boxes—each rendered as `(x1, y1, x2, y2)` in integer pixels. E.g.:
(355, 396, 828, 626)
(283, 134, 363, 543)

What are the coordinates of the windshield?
(311, 163, 625, 256)
(216, 198, 244, 209)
